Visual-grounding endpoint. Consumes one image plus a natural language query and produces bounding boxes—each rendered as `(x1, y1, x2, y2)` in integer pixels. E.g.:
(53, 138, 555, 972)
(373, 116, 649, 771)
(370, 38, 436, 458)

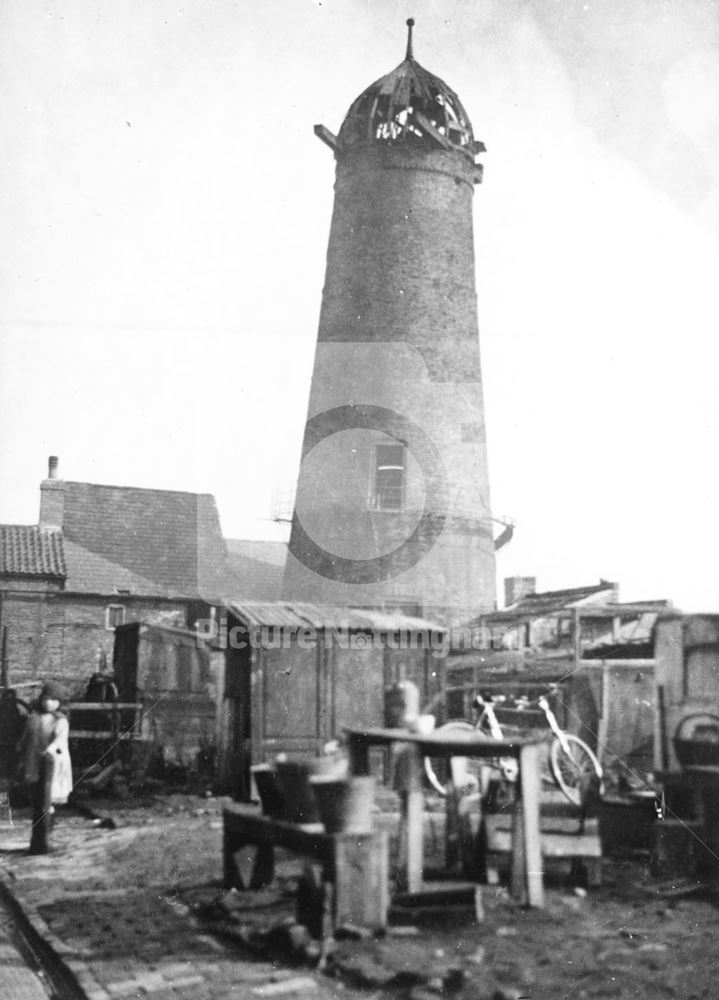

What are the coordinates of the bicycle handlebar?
(474, 689, 557, 711)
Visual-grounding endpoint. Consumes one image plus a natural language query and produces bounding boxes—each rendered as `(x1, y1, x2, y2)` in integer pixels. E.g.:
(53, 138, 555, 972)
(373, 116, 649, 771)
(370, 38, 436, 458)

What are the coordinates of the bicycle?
(424, 689, 603, 807)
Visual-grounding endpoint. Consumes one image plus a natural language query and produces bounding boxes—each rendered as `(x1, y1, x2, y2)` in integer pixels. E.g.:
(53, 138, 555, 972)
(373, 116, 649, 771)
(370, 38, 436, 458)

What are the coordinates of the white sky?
(1, 0, 719, 611)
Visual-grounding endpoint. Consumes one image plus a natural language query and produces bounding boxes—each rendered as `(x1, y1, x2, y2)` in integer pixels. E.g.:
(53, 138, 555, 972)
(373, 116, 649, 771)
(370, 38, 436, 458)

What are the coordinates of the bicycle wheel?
(549, 734, 602, 806)
(423, 721, 481, 796)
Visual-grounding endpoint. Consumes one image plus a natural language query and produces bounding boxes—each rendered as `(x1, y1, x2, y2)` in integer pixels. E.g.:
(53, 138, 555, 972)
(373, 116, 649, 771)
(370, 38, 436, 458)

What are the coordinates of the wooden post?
(333, 831, 389, 931)
(521, 743, 544, 907)
(347, 734, 370, 776)
(445, 785, 461, 872)
(510, 744, 544, 907)
(111, 694, 120, 762)
(404, 744, 424, 893)
(598, 663, 611, 768)
(572, 608, 581, 670)
(657, 684, 669, 773)
(510, 785, 526, 902)
(0, 626, 8, 688)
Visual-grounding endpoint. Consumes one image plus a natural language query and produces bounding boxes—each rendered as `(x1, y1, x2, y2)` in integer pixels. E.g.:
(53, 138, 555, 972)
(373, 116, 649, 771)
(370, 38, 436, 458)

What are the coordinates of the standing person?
(16, 681, 73, 854)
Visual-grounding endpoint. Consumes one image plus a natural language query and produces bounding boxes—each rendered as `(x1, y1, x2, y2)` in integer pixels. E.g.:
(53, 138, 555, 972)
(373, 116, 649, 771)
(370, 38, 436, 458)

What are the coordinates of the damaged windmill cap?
(336, 17, 484, 159)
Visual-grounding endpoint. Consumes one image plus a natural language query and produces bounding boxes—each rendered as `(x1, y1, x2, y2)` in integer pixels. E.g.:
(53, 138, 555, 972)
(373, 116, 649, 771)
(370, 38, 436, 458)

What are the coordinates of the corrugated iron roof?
(226, 602, 445, 632)
(478, 582, 618, 622)
(0, 525, 66, 578)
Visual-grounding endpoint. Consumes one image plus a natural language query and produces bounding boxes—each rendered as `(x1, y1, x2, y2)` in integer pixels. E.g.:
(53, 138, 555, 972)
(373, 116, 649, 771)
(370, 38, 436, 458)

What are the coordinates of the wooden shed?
(113, 622, 219, 774)
(654, 612, 719, 773)
(218, 602, 446, 799)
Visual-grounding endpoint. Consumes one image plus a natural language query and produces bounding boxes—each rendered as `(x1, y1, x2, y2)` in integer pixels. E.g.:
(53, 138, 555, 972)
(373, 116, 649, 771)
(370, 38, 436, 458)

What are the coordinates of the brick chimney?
(504, 576, 536, 608)
(39, 455, 65, 530)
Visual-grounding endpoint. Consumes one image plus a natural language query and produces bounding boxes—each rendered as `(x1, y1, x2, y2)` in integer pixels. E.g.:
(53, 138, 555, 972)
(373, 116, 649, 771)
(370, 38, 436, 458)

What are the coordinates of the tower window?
(371, 444, 405, 511)
(105, 604, 126, 630)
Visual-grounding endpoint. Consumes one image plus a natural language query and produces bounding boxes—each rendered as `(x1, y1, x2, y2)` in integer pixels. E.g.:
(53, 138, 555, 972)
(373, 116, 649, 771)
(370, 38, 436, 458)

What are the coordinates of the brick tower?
(282, 20, 497, 622)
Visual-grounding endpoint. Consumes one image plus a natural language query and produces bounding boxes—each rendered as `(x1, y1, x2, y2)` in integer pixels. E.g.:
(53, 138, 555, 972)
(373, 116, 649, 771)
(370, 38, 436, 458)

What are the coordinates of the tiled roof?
(0, 525, 66, 578)
(226, 539, 287, 602)
(61, 539, 161, 595)
(58, 481, 231, 600)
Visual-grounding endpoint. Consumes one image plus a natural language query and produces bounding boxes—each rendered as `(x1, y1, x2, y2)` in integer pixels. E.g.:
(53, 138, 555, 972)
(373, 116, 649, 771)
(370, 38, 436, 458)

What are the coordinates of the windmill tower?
(282, 20, 498, 622)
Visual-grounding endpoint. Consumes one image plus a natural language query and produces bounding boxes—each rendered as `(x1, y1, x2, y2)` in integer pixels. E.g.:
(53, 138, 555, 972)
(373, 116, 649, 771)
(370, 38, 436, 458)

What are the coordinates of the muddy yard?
(1, 791, 717, 1000)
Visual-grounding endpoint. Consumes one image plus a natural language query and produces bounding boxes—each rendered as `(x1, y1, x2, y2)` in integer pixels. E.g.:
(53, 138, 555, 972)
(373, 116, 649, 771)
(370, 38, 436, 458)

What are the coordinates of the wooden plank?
(487, 812, 598, 836)
(224, 806, 329, 852)
(510, 788, 527, 903)
(487, 827, 602, 858)
(582, 659, 655, 668)
(393, 882, 480, 906)
(70, 731, 141, 740)
(344, 727, 539, 756)
(69, 702, 142, 710)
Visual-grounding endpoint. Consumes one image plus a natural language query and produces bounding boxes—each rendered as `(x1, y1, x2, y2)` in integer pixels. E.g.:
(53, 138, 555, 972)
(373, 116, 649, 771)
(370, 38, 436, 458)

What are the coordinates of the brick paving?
(0, 805, 348, 1000)
(0, 908, 50, 1000)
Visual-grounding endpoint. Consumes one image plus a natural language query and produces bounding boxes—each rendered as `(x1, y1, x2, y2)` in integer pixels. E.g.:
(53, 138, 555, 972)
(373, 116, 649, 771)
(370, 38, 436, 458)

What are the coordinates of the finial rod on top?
(406, 17, 415, 60)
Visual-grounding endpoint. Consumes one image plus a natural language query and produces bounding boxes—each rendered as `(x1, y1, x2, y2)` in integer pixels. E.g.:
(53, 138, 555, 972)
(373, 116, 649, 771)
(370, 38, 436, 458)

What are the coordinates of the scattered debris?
(619, 927, 643, 940)
(491, 989, 529, 1000)
(335, 923, 374, 940)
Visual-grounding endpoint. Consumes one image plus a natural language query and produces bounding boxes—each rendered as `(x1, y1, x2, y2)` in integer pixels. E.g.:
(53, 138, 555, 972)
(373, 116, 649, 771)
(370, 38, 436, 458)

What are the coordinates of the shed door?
(263, 647, 319, 740)
(333, 646, 384, 734)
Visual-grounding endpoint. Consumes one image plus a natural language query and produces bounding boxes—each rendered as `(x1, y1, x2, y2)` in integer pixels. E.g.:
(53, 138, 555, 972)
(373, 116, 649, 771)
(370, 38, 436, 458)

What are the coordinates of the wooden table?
(345, 726, 545, 908)
(222, 802, 389, 931)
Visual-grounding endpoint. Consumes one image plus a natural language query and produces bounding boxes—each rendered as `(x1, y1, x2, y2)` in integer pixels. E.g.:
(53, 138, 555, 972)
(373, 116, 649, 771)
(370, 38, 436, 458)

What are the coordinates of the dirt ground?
(3, 790, 719, 1000)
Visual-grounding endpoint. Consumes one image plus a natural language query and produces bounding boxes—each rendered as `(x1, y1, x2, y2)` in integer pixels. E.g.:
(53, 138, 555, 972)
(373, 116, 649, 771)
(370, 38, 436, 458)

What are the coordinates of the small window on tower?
(105, 604, 126, 631)
(371, 444, 405, 511)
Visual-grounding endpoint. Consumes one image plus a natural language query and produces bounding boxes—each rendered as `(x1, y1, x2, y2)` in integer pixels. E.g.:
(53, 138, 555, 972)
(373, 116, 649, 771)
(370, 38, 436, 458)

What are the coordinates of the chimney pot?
(40, 457, 65, 529)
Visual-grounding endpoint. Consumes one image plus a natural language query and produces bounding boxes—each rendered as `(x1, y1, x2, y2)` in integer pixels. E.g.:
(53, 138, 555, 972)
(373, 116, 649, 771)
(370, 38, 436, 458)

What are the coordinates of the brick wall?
(283, 143, 496, 620)
(0, 591, 191, 693)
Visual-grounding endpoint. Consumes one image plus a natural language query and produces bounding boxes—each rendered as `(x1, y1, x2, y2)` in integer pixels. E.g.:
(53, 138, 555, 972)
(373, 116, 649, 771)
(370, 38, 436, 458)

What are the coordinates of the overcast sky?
(2, 0, 718, 611)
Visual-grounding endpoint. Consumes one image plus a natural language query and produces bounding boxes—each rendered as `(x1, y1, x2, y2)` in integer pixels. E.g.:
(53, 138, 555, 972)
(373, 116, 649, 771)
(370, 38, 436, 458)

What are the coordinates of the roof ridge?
(520, 582, 612, 600)
(61, 480, 217, 499)
(0, 522, 61, 531)
(225, 537, 288, 544)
